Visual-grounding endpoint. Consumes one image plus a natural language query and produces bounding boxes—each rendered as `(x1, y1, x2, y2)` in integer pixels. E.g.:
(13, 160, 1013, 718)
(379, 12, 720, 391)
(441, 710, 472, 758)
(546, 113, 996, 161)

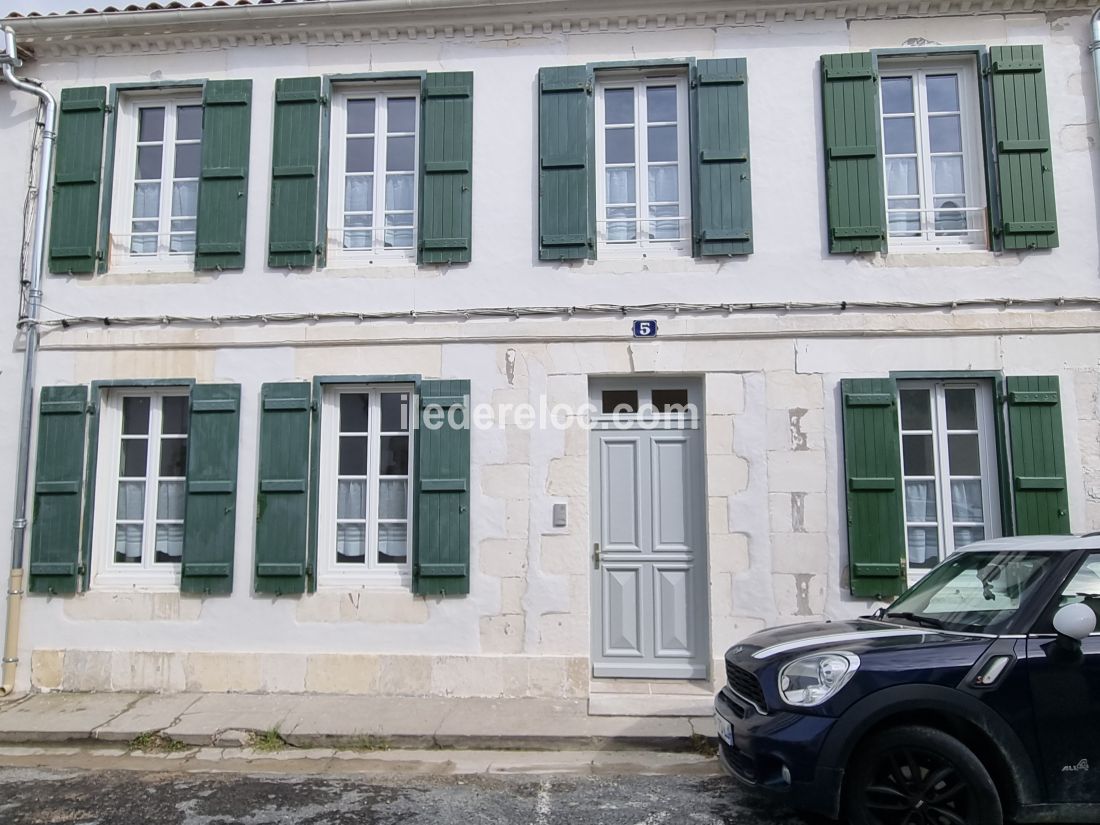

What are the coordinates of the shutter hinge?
(310, 399, 319, 411)
(105, 104, 115, 114)
(305, 563, 314, 576)
(95, 249, 104, 260)
(321, 95, 330, 107)
(77, 562, 86, 575)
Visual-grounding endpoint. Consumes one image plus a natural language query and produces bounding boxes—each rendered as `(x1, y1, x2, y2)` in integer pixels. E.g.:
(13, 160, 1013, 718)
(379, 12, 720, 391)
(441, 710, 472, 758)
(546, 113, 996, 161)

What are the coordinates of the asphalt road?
(0, 766, 819, 825)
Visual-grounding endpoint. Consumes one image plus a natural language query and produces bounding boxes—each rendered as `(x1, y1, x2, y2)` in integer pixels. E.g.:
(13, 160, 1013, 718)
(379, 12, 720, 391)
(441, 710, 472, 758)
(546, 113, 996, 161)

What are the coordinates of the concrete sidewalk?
(0, 692, 718, 751)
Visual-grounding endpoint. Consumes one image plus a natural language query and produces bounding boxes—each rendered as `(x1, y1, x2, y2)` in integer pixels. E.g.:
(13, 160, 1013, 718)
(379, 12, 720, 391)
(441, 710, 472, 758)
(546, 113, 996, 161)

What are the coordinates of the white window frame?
(594, 71, 691, 258)
(317, 384, 416, 588)
(898, 379, 1001, 585)
(326, 83, 420, 266)
(878, 56, 988, 252)
(91, 387, 190, 590)
(108, 90, 204, 274)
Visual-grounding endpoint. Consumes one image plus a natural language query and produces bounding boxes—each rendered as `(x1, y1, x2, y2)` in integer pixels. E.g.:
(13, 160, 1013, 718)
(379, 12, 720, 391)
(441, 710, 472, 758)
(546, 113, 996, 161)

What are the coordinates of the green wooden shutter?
(268, 77, 323, 268)
(48, 88, 107, 274)
(692, 58, 752, 256)
(538, 66, 593, 261)
(180, 384, 241, 594)
(255, 382, 312, 594)
(195, 80, 252, 271)
(821, 54, 886, 254)
(989, 46, 1058, 250)
(29, 386, 89, 594)
(1005, 376, 1069, 534)
(841, 378, 906, 599)
(415, 380, 470, 596)
(419, 72, 473, 264)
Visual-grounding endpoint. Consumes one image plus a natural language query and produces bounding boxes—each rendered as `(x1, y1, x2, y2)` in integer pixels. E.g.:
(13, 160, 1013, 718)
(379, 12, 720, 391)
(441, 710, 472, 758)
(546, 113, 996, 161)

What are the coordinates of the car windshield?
(884, 550, 1056, 634)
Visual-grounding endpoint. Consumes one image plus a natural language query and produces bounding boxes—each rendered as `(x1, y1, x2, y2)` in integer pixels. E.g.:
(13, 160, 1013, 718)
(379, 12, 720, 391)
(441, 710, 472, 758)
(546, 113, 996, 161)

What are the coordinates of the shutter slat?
(180, 384, 240, 594)
(1006, 376, 1069, 534)
(538, 66, 593, 261)
(419, 72, 473, 264)
(990, 45, 1058, 250)
(268, 77, 322, 268)
(255, 382, 312, 594)
(841, 378, 906, 598)
(821, 53, 886, 254)
(29, 386, 89, 594)
(49, 87, 107, 274)
(693, 58, 753, 257)
(195, 80, 252, 270)
(415, 379, 471, 596)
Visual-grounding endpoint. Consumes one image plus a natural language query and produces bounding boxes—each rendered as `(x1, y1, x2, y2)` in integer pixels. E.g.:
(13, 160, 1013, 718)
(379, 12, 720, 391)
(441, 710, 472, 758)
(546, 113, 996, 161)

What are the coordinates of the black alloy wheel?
(845, 725, 1003, 825)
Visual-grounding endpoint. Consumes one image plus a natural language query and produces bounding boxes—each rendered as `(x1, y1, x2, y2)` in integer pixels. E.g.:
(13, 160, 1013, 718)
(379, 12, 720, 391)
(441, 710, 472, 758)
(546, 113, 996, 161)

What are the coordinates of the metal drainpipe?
(1091, 10, 1100, 148)
(0, 26, 57, 697)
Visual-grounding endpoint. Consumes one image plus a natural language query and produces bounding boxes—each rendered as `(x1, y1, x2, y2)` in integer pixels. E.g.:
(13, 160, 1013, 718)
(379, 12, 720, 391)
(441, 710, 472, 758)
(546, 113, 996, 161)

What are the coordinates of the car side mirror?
(1053, 602, 1096, 643)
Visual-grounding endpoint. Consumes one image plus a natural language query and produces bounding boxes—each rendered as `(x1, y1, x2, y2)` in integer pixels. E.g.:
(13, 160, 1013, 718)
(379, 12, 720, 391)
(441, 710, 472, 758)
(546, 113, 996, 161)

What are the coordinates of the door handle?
(593, 543, 601, 569)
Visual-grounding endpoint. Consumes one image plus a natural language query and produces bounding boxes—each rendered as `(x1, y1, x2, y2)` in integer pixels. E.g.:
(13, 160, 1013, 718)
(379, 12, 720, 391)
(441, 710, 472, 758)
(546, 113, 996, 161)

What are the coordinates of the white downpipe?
(1091, 10, 1100, 146)
(0, 26, 57, 697)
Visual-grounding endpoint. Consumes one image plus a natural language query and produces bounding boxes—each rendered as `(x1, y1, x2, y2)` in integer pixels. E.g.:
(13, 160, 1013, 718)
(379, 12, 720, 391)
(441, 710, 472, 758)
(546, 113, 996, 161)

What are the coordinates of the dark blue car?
(714, 536, 1100, 824)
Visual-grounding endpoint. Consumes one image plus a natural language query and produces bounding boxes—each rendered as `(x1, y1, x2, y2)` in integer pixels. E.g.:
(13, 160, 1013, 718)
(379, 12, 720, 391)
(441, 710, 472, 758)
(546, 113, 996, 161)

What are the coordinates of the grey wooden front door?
(589, 380, 708, 679)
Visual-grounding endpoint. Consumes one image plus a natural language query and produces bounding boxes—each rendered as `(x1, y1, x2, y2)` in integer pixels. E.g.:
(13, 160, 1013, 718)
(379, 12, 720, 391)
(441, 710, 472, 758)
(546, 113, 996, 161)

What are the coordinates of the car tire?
(843, 724, 1003, 825)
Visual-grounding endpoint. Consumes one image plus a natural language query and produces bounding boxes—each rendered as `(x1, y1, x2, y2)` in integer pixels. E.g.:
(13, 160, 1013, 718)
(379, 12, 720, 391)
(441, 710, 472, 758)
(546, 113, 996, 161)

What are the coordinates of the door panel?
(652, 436, 690, 549)
(654, 564, 692, 656)
(602, 438, 643, 551)
(603, 564, 644, 656)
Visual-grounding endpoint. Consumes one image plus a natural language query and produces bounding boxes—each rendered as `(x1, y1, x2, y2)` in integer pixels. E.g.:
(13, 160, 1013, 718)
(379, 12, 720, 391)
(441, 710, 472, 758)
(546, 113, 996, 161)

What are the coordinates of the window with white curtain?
(898, 380, 1001, 581)
(92, 388, 190, 588)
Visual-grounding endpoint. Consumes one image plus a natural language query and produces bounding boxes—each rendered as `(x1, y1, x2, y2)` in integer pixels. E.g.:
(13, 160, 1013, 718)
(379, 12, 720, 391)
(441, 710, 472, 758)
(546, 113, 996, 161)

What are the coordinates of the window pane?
(929, 115, 962, 153)
(385, 174, 415, 211)
(648, 165, 678, 203)
(347, 99, 376, 134)
(339, 436, 369, 476)
(647, 125, 677, 162)
(138, 107, 165, 142)
(383, 225, 415, 249)
(159, 439, 188, 477)
(387, 97, 416, 133)
(881, 77, 914, 114)
(886, 158, 918, 196)
(953, 526, 984, 548)
(378, 523, 407, 563)
(136, 145, 163, 180)
(606, 168, 636, 205)
(380, 393, 410, 432)
(604, 88, 633, 124)
(606, 206, 636, 242)
(648, 203, 681, 240)
(346, 137, 375, 173)
(170, 218, 197, 236)
(934, 197, 967, 233)
(130, 235, 158, 256)
(378, 479, 408, 519)
(116, 480, 145, 520)
(154, 524, 184, 562)
(646, 86, 677, 122)
(336, 524, 366, 562)
(926, 75, 960, 113)
(176, 105, 203, 140)
(905, 480, 938, 521)
(883, 118, 916, 155)
(344, 176, 374, 213)
(123, 397, 151, 435)
(169, 234, 196, 254)
(132, 182, 161, 219)
(379, 435, 409, 475)
(602, 389, 638, 414)
(114, 525, 144, 563)
(344, 230, 372, 250)
(652, 388, 690, 412)
(172, 181, 198, 217)
(908, 526, 940, 567)
(173, 143, 201, 179)
(339, 393, 370, 432)
(948, 434, 980, 475)
(156, 479, 186, 520)
(386, 135, 415, 171)
(945, 388, 978, 430)
(951, 479, 984, 521)
(902, 434, 935, 476)
(899, 389, 932, 430)
(932, 156, 964, 195)
(337, 479, 367, 519)
(120, 439, 148, 477)
(605, 128, 635, 164)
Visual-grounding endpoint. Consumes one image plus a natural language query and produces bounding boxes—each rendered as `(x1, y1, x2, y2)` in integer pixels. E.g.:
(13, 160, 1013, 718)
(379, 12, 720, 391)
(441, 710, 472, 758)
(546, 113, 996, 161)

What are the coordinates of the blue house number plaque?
(632, 320, 658, 338)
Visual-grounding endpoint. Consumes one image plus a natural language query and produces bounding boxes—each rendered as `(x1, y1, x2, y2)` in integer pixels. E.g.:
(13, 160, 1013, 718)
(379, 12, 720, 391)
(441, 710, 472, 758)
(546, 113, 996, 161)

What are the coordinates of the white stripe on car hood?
(751, 629, 928, 659)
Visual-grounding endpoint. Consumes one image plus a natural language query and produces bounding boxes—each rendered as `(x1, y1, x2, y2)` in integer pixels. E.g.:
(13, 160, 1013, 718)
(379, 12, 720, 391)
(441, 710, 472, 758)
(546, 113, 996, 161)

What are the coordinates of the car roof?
(956, 535, 1100, 553)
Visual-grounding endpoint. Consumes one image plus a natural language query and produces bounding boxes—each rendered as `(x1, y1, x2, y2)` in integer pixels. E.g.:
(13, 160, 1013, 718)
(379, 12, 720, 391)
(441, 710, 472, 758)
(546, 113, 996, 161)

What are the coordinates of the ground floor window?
(898, 380, 1000, 577)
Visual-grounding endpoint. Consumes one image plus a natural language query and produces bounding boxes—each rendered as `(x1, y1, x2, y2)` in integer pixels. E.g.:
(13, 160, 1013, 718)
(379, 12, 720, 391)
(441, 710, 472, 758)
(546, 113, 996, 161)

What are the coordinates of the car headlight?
(778, 651, 860, 707)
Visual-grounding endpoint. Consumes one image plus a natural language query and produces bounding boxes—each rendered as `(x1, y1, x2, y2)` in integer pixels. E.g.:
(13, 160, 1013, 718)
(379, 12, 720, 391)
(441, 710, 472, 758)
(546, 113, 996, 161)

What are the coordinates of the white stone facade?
(1, 0, 1098, 697)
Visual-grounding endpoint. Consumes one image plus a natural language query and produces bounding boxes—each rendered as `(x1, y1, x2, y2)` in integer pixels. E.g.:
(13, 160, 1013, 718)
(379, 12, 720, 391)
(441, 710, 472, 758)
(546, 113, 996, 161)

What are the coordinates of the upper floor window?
(595, 73, 691, 257)
(110, 94, 204, 272)
(327, 86, 419, 264)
